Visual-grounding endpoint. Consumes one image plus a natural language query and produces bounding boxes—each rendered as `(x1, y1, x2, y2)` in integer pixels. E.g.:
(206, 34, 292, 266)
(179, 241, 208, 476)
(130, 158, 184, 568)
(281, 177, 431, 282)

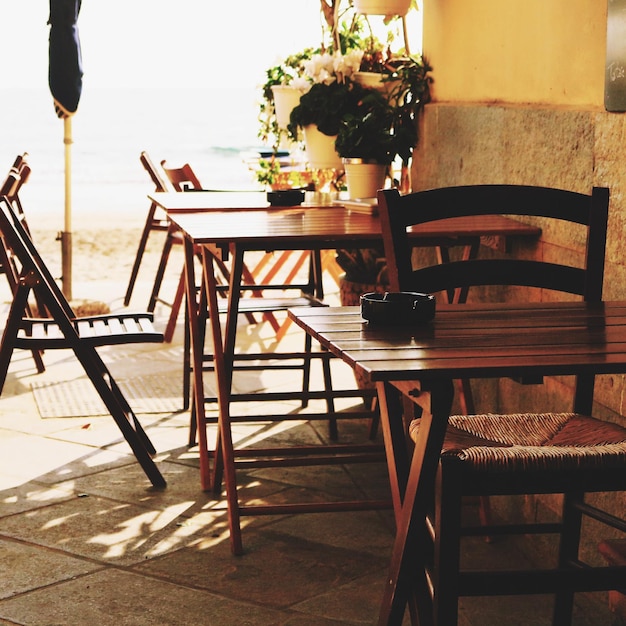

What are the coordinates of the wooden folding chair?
(158, 159, 319, 343)
(156, 160, 262, 342)
(0, 198, 166, 488)
(0, 156, 46, 373)
(123, 151, 173, 307)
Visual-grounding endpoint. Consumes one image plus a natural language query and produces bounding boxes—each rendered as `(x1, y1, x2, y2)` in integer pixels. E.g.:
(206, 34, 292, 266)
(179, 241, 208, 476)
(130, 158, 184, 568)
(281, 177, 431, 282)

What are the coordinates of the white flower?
(303, 50, 365, 84)
(335, 49, 364, 78)
(291, 76, 311, 91)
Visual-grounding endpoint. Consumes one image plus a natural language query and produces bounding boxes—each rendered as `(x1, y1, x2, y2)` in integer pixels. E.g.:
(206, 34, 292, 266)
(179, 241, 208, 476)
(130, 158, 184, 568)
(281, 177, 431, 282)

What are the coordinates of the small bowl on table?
(360, 291, 436, 326)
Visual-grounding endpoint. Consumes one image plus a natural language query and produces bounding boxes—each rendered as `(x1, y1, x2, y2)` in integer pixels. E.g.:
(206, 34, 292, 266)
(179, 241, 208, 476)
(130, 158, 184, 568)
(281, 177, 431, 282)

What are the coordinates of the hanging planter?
(343, 159, 388, 199)
(303, 124, 343, 170)
(352, 0, 411, 17)
(271, 85, 304, 130)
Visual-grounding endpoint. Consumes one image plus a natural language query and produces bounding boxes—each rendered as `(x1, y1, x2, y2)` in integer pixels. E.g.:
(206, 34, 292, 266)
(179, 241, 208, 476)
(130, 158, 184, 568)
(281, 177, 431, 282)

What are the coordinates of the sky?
(1, 1, 329, 90)
(0, 1, 422, 227)
(1, 1, 421, 90)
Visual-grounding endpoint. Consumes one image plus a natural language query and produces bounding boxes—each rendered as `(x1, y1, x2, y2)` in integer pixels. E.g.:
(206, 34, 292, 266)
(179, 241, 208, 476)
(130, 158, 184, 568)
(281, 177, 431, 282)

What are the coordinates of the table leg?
(378, 378, 454, 626)
(182, 236, 213, 492)
(204, 245, 244, 555)
(377, 380, 412, 520)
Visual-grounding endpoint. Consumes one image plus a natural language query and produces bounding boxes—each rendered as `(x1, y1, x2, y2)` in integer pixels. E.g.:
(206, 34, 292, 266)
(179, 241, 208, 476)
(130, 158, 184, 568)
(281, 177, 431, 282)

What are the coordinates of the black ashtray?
(360, 291, 436, 326)
(267, 189, 305, 206)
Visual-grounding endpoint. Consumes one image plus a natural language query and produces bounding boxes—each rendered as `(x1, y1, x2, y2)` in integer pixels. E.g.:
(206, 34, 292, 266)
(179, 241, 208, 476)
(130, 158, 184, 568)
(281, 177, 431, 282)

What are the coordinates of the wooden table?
(288, 301, 626, 625)
(151, 191, 541, 554)
(151, 191, 540, 252)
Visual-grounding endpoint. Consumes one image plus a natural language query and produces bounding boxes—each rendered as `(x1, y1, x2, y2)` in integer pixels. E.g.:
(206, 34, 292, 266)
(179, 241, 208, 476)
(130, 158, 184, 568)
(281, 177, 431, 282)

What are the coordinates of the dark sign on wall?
(606, 0, 626, 111)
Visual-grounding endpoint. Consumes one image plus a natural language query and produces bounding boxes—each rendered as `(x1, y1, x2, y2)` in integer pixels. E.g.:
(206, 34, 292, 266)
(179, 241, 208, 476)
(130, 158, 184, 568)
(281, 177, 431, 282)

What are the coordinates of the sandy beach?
(7, 218, 177, 314)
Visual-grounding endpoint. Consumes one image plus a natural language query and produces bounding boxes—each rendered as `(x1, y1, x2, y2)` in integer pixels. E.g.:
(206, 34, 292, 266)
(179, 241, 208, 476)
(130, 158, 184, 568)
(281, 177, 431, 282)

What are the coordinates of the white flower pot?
(353, 72, 402, 98)
(271, 85, 303, 130)
(303, 124, 343, 170)
(353, 71, 387, 90)
(344, 160, 388, 199)
(353, 0, 411, 16)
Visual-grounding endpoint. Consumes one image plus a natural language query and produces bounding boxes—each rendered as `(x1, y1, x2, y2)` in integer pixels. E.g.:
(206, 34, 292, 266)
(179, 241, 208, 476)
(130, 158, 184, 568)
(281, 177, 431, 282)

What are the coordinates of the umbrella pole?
(62, 116, 72, 301)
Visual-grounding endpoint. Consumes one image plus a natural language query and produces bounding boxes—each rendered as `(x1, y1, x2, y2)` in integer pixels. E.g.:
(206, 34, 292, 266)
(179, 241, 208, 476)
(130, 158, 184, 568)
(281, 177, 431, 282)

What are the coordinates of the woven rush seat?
(410, 413, 626, 473)
(17, 313, 162, 348)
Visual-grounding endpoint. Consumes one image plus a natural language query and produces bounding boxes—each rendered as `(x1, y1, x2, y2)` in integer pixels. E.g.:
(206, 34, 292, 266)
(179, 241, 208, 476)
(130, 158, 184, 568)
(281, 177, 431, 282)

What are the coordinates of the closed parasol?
(48, 0, 83, 299)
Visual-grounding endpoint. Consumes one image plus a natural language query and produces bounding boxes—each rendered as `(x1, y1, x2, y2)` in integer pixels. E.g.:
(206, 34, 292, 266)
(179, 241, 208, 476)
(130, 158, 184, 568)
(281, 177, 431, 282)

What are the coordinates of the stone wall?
(411, 102, 626, 535)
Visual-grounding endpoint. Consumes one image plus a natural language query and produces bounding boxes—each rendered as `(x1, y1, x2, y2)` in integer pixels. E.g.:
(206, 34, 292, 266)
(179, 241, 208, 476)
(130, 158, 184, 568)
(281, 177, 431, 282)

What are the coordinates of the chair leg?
(148, 226, 176, 312)
(0, 284, 30, 393)
(183, 293, 192, 414)
(432, 461, 462, 626)
(107, 373, 156, 456)
(0, 251, 46, 373)
(187, 277, 209, 442)
(319, 344, 338, 440)
(164, 268, 186, 343)
(552, 491, 584, 625)
(125, 204, 158, 306)
(83, 357, 165, 488)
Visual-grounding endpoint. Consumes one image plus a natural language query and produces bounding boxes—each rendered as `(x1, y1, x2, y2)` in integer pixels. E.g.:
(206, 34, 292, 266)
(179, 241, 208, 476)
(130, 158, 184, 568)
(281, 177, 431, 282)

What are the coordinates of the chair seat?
(226, 294, 324, 314)
(410, 412, 626, 473)
(17, 313, 163, 348)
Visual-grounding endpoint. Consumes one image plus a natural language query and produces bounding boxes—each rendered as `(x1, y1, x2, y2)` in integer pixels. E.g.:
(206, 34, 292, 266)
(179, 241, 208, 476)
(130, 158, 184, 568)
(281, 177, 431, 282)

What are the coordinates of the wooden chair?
(156, 160, 331, 416)
(156, 159, 268, 339)
(152, 159, 222, 341)
(0, 156, 46, 373)
(159, 160, 202, 191)
(0, 197, 166, 488)
(158, 159, 316, 343)
(123, 151, 173, 308)
(378, 185, 626, 625)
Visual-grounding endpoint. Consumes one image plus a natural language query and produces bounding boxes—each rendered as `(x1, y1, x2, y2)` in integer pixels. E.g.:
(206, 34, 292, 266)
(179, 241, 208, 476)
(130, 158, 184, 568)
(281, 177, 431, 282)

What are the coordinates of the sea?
(0, 87, 269, 229)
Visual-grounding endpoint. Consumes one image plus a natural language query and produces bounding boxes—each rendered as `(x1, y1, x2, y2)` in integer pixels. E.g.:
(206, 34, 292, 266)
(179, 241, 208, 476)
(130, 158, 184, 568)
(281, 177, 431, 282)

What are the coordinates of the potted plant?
(385, 53, 433, 167)
(258, 48, 316, 150)
(287, 49, 365, 170)
(334, 84, 395, 197)
(257, 15, 372, 152)
(335, 247, 389, 298)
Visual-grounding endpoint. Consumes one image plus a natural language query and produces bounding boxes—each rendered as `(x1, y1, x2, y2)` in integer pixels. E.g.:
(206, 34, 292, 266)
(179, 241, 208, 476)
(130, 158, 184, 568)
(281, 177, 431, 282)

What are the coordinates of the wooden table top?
(151, 191, 541, 248)
(289, 301, 626, 383)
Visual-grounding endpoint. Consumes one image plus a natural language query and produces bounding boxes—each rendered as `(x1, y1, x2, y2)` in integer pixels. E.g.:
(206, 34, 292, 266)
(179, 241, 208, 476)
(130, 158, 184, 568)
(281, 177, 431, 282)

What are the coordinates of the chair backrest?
(160, 160, 203, 191)
(0, 169, 20, 198)
(140, 151, 172, 192)
(378, 184, 609, 415)
(0, 154, 35, 242)
(377, 185, 609, 304)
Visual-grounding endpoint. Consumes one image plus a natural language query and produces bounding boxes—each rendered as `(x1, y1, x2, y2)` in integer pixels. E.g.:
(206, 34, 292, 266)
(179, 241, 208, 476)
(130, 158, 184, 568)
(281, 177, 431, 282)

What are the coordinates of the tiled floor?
(0, 275, 617, 625)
